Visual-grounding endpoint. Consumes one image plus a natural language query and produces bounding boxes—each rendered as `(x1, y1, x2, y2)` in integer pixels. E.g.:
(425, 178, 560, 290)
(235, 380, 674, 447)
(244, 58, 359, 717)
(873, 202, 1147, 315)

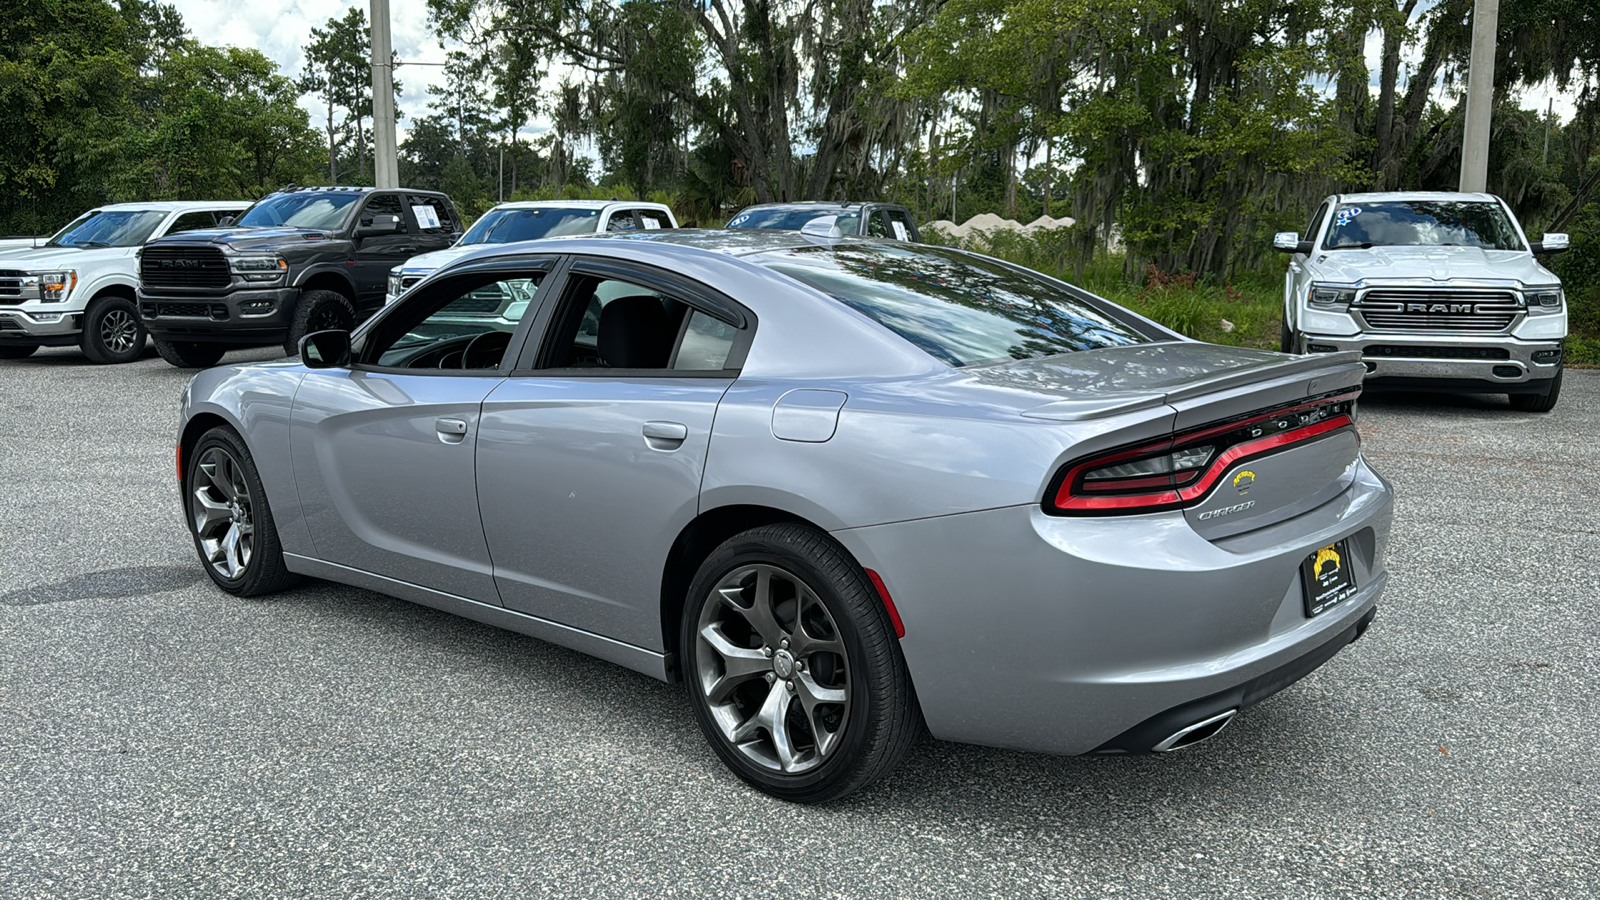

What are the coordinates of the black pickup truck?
(137, 185, 462, 367)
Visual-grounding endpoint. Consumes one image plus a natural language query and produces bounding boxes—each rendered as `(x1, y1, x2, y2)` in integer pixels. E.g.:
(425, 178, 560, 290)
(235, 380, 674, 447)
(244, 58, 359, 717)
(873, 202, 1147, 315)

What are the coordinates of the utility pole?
(370, 0, 398, 189)
(1458, 0, 1497, 193)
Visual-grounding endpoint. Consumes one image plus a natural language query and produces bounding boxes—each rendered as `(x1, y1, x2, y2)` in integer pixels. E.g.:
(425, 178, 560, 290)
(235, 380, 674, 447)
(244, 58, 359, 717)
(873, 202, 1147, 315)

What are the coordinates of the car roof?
(484, 199, 672, 212)
(91, 201, 251, 213)
(522, 228, 837, 257)
(1334, 191, 1500, 204)
(735, 201, 882, 212)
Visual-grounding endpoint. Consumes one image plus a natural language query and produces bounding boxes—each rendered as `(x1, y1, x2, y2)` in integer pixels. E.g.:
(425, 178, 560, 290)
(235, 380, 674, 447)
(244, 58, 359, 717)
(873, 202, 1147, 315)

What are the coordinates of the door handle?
(642, 420, 688, 449)
(436, 417, 468, 443)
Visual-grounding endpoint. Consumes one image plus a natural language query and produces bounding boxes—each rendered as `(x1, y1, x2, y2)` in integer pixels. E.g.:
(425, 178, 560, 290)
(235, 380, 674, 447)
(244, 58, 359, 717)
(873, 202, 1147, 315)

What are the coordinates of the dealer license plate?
(1302, 539, 1357, 617)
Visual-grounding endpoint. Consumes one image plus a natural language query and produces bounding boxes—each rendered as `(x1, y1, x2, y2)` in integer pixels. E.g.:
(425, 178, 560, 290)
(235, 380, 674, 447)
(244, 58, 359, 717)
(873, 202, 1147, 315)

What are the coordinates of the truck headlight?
(1309, 285, 1356, 307)
(387, 271, 403, 301)
(39, 271, 76, 302)
(1525, 289, 1563, 314)
(231, 256, 288, 282)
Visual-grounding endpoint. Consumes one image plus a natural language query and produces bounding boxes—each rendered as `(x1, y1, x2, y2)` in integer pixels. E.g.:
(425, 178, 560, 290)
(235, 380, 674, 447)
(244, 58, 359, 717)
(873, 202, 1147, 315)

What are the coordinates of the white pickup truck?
(0, 201, 248, 363)
(1276, 191, 1568, 412)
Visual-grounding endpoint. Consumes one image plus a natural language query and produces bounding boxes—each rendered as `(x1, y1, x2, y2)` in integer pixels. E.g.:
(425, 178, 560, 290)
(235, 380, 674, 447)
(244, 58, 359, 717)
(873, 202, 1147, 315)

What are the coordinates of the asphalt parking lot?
(1, 345, 1596, 898)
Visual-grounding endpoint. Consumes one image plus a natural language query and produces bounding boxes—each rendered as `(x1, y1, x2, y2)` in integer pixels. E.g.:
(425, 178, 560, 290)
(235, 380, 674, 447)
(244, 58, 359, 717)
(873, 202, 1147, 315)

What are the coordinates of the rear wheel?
(186, 427, 298, 596)
(1280, 317, 1299, 354)
(285, 290, 355, 357)
(1509, 367, 1562, 413)
(0, 344, 39, 360)
(681, 524, 917, 803)
(154, 337, 227, 368)
(79, 294, 146, 364)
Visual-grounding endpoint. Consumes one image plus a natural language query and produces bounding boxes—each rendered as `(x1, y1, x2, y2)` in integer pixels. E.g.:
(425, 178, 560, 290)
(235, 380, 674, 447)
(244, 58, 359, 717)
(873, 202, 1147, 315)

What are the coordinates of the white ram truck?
(0, 201, 248, 363)
(1276, 191, 1569, 412)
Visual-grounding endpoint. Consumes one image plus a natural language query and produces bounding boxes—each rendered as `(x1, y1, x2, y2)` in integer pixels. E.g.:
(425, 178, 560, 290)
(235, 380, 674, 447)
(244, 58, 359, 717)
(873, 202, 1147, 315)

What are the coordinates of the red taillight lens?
(1048, 391, 1359, 515)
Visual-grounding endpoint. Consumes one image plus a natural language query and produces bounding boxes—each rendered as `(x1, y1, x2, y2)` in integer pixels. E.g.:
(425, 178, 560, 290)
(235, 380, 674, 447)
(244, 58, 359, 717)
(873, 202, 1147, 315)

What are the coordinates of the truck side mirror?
(299, 329, 351, 368)
(1531, 233, 1569, 254)
(358, 214, 402, 237)
(217, 216, 235, 227)
(1273, 232, 1312, 254)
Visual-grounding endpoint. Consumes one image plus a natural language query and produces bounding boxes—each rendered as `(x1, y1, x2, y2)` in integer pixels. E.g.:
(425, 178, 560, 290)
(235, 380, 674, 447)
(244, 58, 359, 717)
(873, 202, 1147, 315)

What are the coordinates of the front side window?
(1322, 200, 1525, 251)
(360, 194, 406, 229)
(236, 193, 362, 230)
(756, 244, 1150, 367)
(459, 207, 602, 245)
(46, 210, 167, 248)
(368, 273, 544, 370)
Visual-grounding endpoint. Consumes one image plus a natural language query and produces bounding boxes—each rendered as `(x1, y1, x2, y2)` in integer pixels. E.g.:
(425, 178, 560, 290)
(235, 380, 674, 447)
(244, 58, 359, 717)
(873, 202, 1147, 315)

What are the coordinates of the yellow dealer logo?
(1314, 546, 1342, 579)
(1232, 470, 1256, 495)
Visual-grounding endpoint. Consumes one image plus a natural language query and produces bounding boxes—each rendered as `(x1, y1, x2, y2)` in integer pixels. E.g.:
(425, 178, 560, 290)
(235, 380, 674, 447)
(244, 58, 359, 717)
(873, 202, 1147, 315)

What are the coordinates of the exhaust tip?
(1152, 709, 1237, 752)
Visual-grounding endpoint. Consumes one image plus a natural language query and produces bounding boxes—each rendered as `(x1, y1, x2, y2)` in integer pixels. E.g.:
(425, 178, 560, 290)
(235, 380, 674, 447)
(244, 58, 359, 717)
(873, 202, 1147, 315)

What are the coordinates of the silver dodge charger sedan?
(177, 230, 1393, 802)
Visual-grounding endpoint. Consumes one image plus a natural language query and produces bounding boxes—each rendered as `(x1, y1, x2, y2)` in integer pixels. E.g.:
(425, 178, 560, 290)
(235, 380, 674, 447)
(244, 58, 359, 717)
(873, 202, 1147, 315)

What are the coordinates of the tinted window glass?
(757, 245, 1149, 367)
(372, 274, 543, 369)
(166, 211, 219, 235)
(46, 210, 167, 248)
(1304, 202, 1329, 243)
(1322, 200, 1524, 251)
(361, 193, 405, 229)
(407, 195, 454, 233)
(237, 193, 361, 230)
(727, 208, 850, 231)
(605, 211, 638, 232)
(883, 208, 914, 241)
(674, 311, 736, 370)
(867, 211, 891, 238)
(636, 209, 668, 230)
(460, 208, 602, 244)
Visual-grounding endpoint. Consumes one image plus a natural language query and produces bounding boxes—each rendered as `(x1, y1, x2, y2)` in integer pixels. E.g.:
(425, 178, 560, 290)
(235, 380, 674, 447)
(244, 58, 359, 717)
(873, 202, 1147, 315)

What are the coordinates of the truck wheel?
(1509, 368, 1562, 413)
(286, 290, 355, 358)
(153, 337, 227, 368)
(1279, 318, 1299, 354)
(79, 294, 147, 364)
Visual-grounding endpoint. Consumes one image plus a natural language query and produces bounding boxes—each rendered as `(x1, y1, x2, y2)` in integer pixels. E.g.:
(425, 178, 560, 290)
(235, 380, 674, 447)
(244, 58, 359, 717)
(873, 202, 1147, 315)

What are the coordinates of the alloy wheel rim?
(310, 304, 346, 332)
(101, 309, 139, 354)
(695, 564, 851, 774)
(191, 447, 254, 580)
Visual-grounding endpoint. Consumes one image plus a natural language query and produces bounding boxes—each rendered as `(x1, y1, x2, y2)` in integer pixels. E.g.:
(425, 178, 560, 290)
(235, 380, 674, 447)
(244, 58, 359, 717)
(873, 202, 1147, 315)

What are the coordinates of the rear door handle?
(436, 417, 468, 443)
(642, 420, 688, 449)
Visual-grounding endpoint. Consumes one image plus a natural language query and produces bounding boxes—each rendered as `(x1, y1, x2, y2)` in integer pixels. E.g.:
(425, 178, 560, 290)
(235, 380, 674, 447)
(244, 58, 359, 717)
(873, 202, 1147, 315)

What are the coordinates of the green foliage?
(1550, 197, 1600, 366)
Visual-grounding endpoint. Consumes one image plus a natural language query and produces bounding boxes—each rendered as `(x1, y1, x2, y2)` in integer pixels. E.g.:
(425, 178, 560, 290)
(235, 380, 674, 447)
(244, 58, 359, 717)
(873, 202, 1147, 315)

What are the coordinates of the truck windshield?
(756, 244, 1149, 367)
(46, 210, 166, 248)
(728, 208, 861, 233)
(236, 193, 362, 230)
(460, 208, 602, 244)
(1322, 200, 1525, 251)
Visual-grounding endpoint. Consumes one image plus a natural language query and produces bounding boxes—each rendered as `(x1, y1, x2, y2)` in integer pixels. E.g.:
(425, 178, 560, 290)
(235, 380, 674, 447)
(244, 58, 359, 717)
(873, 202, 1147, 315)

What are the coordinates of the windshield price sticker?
(412, 205, 442, 229)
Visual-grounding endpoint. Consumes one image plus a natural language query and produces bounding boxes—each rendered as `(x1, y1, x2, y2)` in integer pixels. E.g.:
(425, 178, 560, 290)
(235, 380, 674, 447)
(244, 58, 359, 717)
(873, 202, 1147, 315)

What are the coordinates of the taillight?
(1048, 391, 1359, 515)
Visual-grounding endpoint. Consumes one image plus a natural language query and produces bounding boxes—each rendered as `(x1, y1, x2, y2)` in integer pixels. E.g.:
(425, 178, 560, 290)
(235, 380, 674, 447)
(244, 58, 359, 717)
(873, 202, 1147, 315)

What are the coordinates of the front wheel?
(1280, 317, 1299, 354)
(186, 427, 299, 596)
(153, 337, 227, 368)
(285, 290, 355, 358)
(681, 524, 918, 803)
(80, 294, 147, 364)
(1509, 367, 1562, 413)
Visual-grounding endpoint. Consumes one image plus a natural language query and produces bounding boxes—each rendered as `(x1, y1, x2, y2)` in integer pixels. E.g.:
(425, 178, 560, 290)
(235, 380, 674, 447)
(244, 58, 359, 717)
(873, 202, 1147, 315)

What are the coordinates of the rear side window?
(757, 245, 1149, 367)
(636, 209, 669, 230)
(408, 195, 455, 234)
(166, 211, 220, 235)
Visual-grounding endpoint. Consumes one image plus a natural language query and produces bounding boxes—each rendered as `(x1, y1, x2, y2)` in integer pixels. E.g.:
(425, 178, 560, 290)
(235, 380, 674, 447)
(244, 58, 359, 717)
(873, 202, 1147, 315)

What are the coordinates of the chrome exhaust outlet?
(1152, 709, 1237, 752)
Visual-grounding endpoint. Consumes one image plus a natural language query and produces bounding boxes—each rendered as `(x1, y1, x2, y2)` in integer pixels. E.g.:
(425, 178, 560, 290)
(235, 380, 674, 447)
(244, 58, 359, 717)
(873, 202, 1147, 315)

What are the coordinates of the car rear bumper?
(139, 286, 297, 344)
(831, 457, 1393, 756)
(1300, 332, 1563, 387)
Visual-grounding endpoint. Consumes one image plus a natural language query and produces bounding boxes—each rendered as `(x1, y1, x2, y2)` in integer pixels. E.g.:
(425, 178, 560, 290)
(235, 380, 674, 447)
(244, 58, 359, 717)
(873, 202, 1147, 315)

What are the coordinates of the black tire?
(680, 523, 918, 803)
(1510, 367, 1562, 413)
(153, 336, 227, 368)
(79, 293, 146, 364)
(285, 290, 356, 358)
(185, 426, 299, 597)
(0, 344, 38, 360)
(1280, 317, 1299, 354)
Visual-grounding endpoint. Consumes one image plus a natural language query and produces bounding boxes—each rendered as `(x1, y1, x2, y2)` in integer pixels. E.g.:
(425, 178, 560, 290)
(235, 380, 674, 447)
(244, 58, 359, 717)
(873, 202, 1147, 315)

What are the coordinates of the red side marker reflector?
(176, 445, 183, 482)
(864, 569, 905, 639)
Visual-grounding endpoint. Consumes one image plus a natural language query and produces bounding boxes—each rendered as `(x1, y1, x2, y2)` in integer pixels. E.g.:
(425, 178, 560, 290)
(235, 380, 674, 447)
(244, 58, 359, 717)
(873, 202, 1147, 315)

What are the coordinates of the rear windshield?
(756, 245, 1150, 367)
(1322, 200, 1524, 251)
(728, 208, 860, 233)
(460, 208, 602, 244)
(236, 193, 361, 230)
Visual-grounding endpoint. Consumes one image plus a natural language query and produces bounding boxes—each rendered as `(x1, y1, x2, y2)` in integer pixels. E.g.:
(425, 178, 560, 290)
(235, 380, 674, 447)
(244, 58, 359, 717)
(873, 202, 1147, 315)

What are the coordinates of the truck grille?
(140, 245, 230, 289)
(1364, 345, 1511, 360)
(400, 275, 424, 291)
(0, 271, 24, 301)
(1354, 290, 1520, 334)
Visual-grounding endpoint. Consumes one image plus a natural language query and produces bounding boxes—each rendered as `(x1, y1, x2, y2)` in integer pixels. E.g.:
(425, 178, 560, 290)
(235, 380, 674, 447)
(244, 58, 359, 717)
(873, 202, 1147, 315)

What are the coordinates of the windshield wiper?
(1328, 242, 1378, 250)
(77, 240, 112, 248)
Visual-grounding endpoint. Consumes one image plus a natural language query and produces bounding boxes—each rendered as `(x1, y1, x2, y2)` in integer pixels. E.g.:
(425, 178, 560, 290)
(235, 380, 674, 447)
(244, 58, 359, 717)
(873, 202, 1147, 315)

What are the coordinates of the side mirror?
(1273, 231, 1313, 254)
(299, 329, 351, 368)
(358, 213, 402, 237)
(217, 215, 235, 227)
(1531, 233, 1569, 254)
